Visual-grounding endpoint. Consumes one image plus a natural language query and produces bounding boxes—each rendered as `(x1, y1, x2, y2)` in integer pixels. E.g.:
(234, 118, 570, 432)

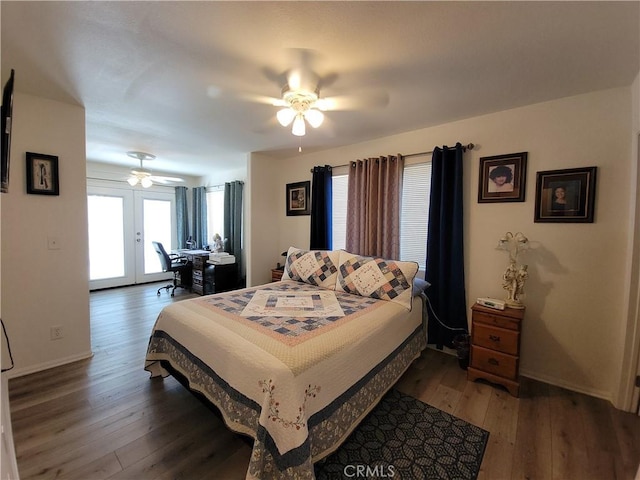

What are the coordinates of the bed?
(144, 248, 428, 479)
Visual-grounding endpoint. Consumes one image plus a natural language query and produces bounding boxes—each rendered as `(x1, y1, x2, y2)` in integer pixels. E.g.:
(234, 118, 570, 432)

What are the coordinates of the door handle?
(489, 334, 501, 342)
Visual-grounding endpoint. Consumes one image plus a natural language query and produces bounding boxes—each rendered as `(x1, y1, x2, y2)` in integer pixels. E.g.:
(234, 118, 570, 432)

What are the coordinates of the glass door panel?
(87, 185, 135, 289)
(88, 181, 176, 290)
(135, 191, 176, 283)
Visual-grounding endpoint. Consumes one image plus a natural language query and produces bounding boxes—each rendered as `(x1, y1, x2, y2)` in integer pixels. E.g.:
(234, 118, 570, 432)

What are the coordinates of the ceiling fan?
(210, 49, 389, 137)
(126, 151, 185, 188)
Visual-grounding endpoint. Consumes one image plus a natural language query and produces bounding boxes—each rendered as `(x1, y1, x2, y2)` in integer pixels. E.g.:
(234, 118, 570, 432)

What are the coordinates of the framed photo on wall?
(534, 167, 597, 223)
(26, 152, 59, 195)
(286, 180, 310, 216)
(478, 152, 527, 203)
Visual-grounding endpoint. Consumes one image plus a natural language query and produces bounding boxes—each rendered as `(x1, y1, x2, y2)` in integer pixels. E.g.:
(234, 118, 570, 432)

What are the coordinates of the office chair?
(152, 241, 192, 297)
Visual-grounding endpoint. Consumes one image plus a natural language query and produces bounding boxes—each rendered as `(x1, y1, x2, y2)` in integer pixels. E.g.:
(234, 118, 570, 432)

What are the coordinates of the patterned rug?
(315, 388, 489, 480)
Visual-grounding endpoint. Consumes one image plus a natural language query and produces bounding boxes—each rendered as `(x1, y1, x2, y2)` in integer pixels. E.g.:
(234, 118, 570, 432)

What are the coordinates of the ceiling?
(2, 1, 638, 177)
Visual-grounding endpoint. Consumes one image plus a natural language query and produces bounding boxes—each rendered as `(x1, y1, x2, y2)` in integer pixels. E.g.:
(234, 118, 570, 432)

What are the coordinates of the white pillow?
(335, 251, 419, 310)
(281, 247, 340, 290)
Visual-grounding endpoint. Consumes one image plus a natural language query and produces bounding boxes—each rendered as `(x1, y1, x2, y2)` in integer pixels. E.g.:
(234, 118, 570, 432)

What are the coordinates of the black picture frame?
(534, 167, 597, 223)
(478, 152, 527, 203)
(1, 69, 15, 194)
(26, 152, 59, 195)
(286, 180, 310, 216)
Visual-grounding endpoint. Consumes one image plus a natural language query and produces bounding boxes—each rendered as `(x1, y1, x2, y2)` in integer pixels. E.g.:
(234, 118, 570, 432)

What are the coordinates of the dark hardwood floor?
(8, 283, 640, 479)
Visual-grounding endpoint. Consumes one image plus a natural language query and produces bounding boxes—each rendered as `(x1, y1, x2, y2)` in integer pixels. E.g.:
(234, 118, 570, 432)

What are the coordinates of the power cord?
(1, 318, 14, 372)
(423, 294, 468, 333)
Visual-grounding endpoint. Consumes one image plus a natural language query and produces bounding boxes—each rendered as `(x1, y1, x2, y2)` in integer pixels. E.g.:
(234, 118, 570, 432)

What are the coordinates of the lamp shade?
(140, 177, 153, 188)
(305, 109, 324, 128)
(292, 115, 306, 136)
(277, 108, 296, 127)
(127, 176, 139, 186)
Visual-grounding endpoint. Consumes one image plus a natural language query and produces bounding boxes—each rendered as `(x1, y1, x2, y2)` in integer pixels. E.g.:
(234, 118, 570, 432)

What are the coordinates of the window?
(331, 162, 431, 269)
(400, 163, 431, 269)
(206, 188, 225, 243)
(331, 174, 349, 251)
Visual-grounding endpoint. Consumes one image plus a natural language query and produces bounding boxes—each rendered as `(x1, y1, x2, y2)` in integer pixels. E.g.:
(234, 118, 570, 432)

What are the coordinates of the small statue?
(502, 262, 528, 309)
(515, 265, 529, 302)
(212, 233, 223, 253)
(502, 262, 518, 302)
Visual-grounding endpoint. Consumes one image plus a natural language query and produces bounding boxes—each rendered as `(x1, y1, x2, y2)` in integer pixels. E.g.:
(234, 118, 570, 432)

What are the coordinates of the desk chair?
(152, 241, 192, 297)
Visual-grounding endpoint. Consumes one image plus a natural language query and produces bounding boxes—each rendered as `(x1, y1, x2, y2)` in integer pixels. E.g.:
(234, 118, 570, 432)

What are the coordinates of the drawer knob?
(489, 334, 501, 342)
(488, 358, 499, 366)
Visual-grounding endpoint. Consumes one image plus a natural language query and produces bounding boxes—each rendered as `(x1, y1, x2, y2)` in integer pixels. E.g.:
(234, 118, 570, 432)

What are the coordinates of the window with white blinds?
(400, 162, 431, 269)
(331, 163, 432, 269)
(331, 174, 349, 251)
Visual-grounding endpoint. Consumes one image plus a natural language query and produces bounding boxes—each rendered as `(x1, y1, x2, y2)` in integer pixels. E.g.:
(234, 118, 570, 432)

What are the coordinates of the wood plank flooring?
(8, 283, 640, 480)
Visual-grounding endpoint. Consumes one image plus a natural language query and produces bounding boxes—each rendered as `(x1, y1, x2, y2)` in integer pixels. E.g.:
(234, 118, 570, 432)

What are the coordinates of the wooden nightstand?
(271, 268, 284, 282)
(467, 303, 524, 397)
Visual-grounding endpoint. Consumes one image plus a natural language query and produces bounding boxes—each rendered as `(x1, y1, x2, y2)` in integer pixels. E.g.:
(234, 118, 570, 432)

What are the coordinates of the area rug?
(315, 388, 489, 480)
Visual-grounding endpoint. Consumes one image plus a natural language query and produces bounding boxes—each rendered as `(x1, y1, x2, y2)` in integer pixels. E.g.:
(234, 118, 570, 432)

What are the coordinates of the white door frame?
(88, 180, 176, 290)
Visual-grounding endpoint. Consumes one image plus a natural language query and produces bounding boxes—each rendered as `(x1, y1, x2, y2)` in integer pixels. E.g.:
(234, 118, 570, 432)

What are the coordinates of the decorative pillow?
(336, 251, 419, 310)
(412, 278, 431, 297)
(281, 247, 340, 290)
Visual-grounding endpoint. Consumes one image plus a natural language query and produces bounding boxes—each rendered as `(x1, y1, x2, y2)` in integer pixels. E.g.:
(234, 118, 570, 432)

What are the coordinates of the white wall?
(615, 70, 640, 410)
(246, 86, 635, 403)
(1, 93, 91, 377)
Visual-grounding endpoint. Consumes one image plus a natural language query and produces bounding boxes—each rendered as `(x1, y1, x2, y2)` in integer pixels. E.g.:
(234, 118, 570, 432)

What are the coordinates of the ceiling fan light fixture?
(277, 108, 296, 127)
(305, 109, 324, 128)
(127, 176, 139, 186)
(292, 115, 306, 136)
(140, 177, 153, 188)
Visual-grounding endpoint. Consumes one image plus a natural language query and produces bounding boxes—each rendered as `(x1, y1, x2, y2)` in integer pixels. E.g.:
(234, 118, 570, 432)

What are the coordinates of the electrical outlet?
(50, 326, 63, 340)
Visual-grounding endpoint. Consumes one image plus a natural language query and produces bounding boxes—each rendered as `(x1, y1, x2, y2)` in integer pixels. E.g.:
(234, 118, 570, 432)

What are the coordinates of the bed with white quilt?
(144, 247, 428, 479)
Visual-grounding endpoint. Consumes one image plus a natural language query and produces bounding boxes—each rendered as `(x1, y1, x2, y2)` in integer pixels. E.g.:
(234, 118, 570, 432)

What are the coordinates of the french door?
(87, 180, 177, 290)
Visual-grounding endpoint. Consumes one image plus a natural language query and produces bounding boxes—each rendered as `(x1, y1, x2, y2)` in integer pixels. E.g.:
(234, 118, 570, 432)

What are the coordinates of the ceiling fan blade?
(207, 86, 283, 106)
(149, 176, 185, 184)
(319, 90, 390, 111)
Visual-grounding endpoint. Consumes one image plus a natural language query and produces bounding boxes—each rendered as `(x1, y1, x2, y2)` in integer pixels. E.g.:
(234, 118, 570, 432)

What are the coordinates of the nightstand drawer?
(470, 345, 518, 380)
(473, 311, 520, 331)
(472, 323, 519, 355)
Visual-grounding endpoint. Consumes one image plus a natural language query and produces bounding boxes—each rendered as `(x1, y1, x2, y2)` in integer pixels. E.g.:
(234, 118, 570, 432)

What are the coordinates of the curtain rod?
(310, 143, 474, 172)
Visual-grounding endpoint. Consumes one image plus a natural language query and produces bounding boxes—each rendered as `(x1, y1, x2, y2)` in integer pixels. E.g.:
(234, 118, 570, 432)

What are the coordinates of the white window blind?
(331, 174, 348, 250)
(206, 188, 225, 243)
(400, 162, 431, 269)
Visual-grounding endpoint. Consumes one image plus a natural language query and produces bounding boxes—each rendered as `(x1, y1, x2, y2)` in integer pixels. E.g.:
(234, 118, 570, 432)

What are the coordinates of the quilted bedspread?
(144, 280, 426, 479)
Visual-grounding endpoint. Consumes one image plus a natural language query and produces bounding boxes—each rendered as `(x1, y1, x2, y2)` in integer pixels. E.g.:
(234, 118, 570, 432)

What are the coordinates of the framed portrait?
(286, 180, 310, 216)
(478, 152, 527, 203)
(534, 167, 597, 223)
(26, 152, 59, 195)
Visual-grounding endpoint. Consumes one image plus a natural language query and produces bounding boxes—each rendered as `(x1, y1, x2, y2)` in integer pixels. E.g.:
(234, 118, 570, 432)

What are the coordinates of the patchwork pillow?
(281, 247, 340, 290)
(336, 251, 419, 310)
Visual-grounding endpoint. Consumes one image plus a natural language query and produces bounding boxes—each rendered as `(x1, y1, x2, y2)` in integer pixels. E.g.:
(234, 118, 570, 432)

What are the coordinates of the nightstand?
(271, 268, 284, 282)
(467, 303, 524, 397)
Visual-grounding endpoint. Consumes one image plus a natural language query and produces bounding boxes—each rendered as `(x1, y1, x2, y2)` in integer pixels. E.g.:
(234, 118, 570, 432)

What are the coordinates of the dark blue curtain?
(224, 181, 244, 285)
(175, 186, 189, 249)
(426, 143, 468, 348)
(192, 186, 208, 249)
(310, 165, 332, 249)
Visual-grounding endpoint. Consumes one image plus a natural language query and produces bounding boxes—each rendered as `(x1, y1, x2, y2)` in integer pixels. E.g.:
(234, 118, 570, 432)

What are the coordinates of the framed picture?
(286, 180, 310, 216)
(478, 152, 527, 203)
(26, 152, 59, 195)
(534, 167, 597, 223)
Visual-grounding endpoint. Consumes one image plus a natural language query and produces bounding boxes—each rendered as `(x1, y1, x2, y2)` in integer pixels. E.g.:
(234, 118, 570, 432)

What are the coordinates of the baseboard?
(4, 350, 94, 379)
(519, 368, 611, 403)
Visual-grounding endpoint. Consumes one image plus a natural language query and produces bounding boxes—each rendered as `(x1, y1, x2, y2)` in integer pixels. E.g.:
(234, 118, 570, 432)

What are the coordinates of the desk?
(179, 251, 238, 295)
